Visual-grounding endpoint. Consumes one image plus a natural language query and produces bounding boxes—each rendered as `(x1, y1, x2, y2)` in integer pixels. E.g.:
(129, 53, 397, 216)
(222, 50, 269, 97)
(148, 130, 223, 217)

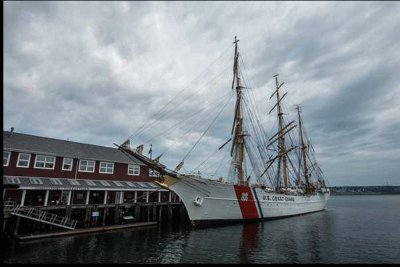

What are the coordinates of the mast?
(260, 75, 297, 191)
(274, 74, 289, 190)
(231, 36, 245, 185)
(296, 105, 310, 192)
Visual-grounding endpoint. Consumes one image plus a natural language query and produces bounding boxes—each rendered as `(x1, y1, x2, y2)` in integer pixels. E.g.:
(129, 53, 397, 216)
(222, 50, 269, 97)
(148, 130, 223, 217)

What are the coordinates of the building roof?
(3, 131, 143, 165)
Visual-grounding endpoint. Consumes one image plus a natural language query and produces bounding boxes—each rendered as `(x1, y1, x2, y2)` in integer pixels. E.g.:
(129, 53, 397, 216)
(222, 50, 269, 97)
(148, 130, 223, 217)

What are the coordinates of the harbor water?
(3, 195, 400, 264)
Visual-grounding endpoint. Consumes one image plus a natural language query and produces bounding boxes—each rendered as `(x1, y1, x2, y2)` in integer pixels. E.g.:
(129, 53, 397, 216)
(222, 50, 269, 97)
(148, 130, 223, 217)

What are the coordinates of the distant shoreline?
(329, 185, 400, 195)
(331, 192, 400, 195)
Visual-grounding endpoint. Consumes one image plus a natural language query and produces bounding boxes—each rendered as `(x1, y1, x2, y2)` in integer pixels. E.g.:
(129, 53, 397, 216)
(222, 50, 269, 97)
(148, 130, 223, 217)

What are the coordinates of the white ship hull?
(165, 175, 330, 225)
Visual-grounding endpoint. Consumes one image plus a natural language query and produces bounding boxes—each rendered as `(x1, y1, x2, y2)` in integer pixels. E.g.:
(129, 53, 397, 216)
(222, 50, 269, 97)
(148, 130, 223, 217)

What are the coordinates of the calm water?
(3, 195, 400, 264)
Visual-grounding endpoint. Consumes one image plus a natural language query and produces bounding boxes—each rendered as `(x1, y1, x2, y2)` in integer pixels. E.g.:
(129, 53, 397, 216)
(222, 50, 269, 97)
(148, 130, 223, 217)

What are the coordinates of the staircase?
(10, 205, 77, 230)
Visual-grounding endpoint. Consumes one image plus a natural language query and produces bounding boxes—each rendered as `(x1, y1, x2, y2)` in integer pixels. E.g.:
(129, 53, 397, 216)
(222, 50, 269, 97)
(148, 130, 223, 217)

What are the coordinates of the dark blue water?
(3, 195, 400, 263)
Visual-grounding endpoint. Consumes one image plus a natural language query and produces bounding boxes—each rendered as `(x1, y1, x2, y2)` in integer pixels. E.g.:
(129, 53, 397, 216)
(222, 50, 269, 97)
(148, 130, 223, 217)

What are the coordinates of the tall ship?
(116, 37, 330, 225)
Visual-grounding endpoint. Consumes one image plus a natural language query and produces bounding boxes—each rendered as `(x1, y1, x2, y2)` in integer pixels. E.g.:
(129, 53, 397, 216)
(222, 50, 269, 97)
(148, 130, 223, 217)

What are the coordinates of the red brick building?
(3, 130, 179, 208)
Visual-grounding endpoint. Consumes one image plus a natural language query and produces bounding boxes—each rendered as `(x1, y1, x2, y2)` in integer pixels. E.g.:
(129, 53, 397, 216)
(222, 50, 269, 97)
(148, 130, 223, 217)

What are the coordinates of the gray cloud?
(4, 1, 400, 186)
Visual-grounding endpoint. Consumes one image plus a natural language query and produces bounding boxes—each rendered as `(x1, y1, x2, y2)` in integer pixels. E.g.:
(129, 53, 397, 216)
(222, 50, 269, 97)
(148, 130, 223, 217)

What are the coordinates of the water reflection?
(262, 211, 330, 263)
(239, 222, 261, 263)
(180, 224, 242, 263)
(237, 210, 332, 263)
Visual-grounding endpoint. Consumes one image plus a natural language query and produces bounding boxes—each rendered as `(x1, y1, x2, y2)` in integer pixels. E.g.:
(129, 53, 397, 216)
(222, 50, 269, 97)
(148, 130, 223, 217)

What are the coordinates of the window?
(17, 153, 31, 168)
(68, 179, 80, 186)
(128, 164, 140, 176)
(149, 169, 160, 177)
(29, 178, 43, 185)
(79, 160, 95, 172)
(3, 151, 11, 166)
(34, 155, 56, 169)
(50, 178, 63, 185)
(62, 158, 73, 171)
(99, 180, 111, 187)
(113, 181, 123, 187)
(99, 162, 114, 174)
(85, 180, 97, 186)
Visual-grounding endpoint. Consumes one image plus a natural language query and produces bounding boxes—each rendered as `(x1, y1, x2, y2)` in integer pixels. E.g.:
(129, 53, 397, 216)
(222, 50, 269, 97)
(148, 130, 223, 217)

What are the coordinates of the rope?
(180, 95, 232, 163)
(125, 48, 232, 142)
(143, 91, 231, 144)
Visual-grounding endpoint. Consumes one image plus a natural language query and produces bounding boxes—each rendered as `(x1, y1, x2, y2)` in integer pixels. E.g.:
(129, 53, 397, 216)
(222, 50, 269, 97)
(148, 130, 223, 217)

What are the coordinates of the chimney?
(10, 127, 14, 136)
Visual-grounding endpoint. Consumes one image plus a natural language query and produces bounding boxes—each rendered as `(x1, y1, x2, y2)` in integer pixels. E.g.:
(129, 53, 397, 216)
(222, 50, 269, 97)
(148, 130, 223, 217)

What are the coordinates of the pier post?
(158, 205, 163, 222)
(102, 208, 107, 226)
(153, 204, 157, 221)
(85, 191, 90, 205)
(168, 204, 173, 220)
(21, 190, 26, 207)
(93, 206, 98, 227)
(179, 204, 186, 223)
(103, 191, 108, 205)
(66, 205, 72, 220)
(85, 207, 91, 228)
(44, 190, 49, 206)
(120, 192, 124, 204)
(67, 191, 72, 205)
(14, 217, 20, 236)
(115, 205, 120, 224)
(135, 205, 140, 221)
(3, 217, 7, 232)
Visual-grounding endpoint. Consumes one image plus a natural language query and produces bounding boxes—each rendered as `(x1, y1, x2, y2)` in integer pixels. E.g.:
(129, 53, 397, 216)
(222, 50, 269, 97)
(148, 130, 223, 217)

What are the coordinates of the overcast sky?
(4, 1, 400, 186)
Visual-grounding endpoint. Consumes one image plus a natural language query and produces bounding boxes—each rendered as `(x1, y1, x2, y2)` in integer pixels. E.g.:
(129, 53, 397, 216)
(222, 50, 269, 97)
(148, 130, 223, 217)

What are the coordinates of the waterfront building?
(3, 130, 184, 236)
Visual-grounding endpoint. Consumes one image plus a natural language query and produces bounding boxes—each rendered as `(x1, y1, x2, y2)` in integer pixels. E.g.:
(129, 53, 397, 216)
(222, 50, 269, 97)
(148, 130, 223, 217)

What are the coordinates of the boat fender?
(193, 195, 204, 206)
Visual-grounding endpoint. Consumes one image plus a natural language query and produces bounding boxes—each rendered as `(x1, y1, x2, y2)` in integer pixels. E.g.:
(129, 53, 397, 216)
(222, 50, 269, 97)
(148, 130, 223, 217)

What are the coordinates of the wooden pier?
(3, 201, 188, 241)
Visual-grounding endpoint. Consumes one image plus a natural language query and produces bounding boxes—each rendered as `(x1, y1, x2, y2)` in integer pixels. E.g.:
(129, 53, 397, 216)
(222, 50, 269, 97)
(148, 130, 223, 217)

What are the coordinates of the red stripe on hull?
(233, 185, 259, 219)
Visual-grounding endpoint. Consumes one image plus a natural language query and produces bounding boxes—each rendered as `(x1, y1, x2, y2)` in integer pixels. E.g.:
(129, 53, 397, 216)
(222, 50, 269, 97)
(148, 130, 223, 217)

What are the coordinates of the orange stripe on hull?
(233, 185, 259, 219)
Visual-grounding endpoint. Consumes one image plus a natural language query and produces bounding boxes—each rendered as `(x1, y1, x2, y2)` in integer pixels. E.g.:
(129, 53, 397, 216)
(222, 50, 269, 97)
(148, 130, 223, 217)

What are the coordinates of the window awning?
(3, 176, 168, 192)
